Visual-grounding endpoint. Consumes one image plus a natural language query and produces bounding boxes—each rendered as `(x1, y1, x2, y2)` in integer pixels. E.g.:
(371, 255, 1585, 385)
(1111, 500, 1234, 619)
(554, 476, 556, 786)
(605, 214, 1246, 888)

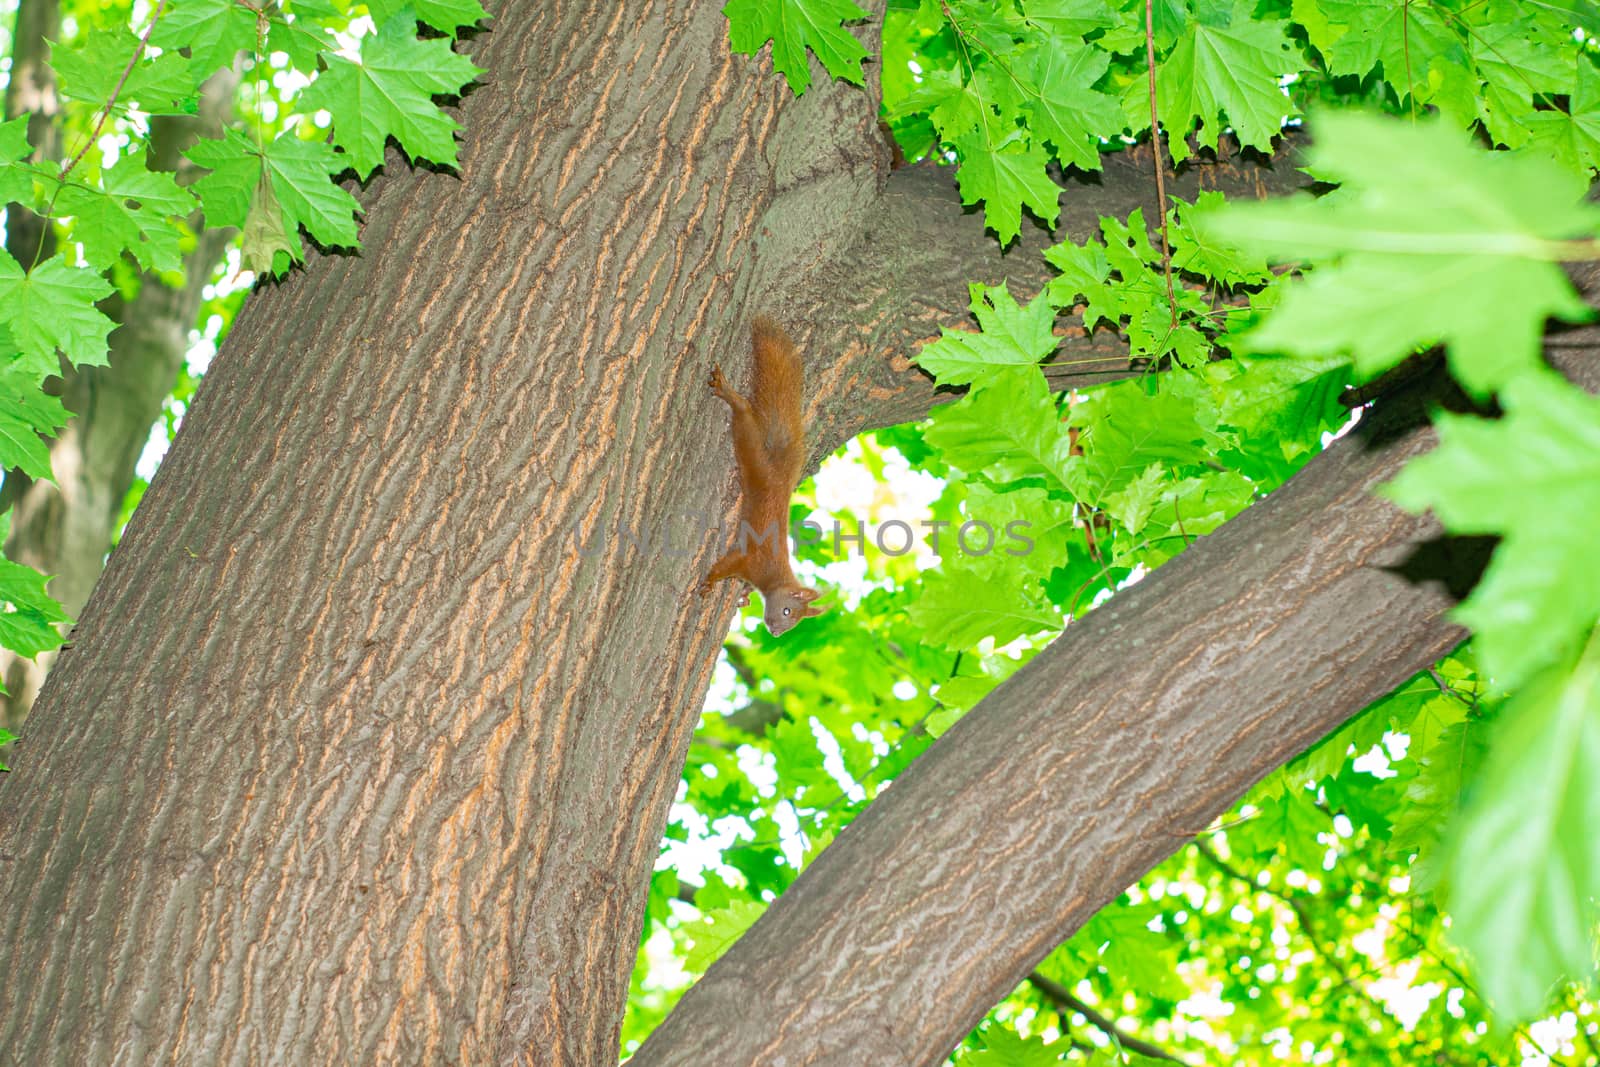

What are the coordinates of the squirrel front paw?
(708, 364, 731, 401)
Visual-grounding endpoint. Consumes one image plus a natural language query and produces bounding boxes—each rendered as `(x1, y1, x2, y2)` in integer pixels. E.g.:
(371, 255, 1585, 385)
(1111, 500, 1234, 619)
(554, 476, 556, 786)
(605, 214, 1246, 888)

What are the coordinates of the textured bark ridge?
(0, 0, 1568, 1064)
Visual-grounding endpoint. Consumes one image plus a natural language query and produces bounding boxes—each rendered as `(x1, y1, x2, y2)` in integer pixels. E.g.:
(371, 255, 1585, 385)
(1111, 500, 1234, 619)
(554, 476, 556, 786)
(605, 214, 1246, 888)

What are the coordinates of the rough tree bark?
(0, 0, 238, 728)
(0, 1, 1549, 1065)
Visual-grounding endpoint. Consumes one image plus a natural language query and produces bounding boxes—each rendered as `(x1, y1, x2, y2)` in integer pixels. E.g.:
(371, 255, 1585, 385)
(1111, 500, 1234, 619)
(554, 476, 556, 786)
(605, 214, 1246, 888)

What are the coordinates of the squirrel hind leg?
(709, 364, 754, 416)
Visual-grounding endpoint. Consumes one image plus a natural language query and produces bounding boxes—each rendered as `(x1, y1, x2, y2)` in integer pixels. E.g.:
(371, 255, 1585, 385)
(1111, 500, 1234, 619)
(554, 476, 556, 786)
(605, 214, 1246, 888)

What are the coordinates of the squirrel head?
(763, 585, 824, 636)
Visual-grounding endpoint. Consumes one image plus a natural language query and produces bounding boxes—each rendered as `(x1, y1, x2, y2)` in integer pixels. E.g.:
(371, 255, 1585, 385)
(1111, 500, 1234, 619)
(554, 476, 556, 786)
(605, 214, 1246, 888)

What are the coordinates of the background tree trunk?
(0, 0, 1536, 1063)
(0, 0, 238, 728)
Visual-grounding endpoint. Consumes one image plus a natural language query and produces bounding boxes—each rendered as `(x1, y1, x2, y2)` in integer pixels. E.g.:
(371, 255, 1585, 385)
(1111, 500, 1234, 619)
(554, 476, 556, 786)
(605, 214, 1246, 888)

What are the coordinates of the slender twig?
(1399, 924, 1570, 1067)
(1143, 0, 1178, 331)
(1402, 0, 1417, 120)
(35, 0, 170, 270)
(56, 0, 169, 183)
(1193, 840, 1366, 994)
(939, 1, 996, 156)
(1427, 0, 1548, 104)
(1567, 986, 1600, 1062)
(1026, 972, 1189, 1064)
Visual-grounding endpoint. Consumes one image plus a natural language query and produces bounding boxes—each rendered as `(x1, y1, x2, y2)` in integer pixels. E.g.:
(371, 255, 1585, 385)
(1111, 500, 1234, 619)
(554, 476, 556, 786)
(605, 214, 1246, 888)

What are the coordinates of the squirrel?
(698, 317, 824, 636)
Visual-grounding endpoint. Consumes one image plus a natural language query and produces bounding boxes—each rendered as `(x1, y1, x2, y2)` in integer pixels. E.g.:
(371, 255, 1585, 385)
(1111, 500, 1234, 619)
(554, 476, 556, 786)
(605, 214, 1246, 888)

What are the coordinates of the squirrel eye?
(782, 607, 791, 616)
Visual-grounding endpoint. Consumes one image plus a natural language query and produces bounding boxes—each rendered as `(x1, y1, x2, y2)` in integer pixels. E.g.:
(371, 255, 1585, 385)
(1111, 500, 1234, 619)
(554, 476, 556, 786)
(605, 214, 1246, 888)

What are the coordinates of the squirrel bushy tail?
(749, 316, 804, 465)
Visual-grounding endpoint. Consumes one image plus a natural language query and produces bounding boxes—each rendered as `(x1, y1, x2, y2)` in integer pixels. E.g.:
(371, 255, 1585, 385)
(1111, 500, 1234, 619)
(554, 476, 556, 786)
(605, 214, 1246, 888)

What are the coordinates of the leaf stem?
(34, 0, 170, 271)
(56, 0, 170, 184)
(1143, 0, 1178, 332)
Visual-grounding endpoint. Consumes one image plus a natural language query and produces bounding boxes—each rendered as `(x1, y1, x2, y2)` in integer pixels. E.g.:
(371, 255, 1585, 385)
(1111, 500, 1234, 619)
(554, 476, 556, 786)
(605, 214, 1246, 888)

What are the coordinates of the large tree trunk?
(0, 0, 1528, 1063)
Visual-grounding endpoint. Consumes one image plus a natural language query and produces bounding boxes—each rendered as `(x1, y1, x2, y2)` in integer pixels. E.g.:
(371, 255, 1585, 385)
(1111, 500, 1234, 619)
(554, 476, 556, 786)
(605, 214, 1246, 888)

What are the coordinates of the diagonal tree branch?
(633, 277, 1600, 1065)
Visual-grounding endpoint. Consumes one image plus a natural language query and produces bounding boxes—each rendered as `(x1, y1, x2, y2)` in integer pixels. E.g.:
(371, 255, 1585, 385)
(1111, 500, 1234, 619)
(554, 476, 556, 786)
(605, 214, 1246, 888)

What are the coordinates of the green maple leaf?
(265, 136, 362, 251)
(1301, 0, 1460, 95)
(889, 67, 979, 141)
(0, 513, 73, 660)
(1155, 2, 1302, 163)
(1168, 192, 1270, 286)
(150, 0, 261, 80)
(1104, 463, 1165, 535)
(368, 0, 488, 36)
(54, 152, 191, 273)
(770, 714, 828, 793)
(0, 252, 116, 377)
(1201, 112, 1599, 396)
(1386, 373, 1600, 690)
(1069, 379, 1222, 500)
(1443, 653, 1600, 1021)
(923, 368, 1075, 489)
(0, 355, 67, 479)
(961, 1024, 1072, 1066)
(1471, 17, 1576, 149)
(683, 898, 766, 972)
(1388, 719, 1485, 862)
(1213, 349, 1350, 464)
(948, 0, 1027, 55)
(915, 283, 1059, 387)
(52, 28, 194, 114)
(187, 130, 361, 266)
(724, 0, 869, 96)
(1523, 60, 1600, 178)
(0, 116, 37, 206)
(299, 16, 483, 178)
(1078, 904, 1188, 1000)
(908, 560, 1061, 650)
(1545, 0, 1600, 35)
(1100, 208, 1157, 274)
(1112, 470, 1252, 568)
(1272, 255, 1580, 393)
(1024, 41, 1121, 171)
(187, 131, 260, 232)
(960, 483, 1075, 583)
(268, 0, 340, 68)
(1020, 0, 1116, 38)
(953, 133, 1062, 246)
(1044, 236, 1111, 311)
(1408, 693, 1471, 760)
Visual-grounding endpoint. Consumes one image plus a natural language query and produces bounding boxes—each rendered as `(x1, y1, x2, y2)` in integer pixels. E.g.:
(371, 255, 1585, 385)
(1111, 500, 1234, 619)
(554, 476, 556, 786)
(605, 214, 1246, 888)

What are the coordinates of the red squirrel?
(698, 317, 824, 635)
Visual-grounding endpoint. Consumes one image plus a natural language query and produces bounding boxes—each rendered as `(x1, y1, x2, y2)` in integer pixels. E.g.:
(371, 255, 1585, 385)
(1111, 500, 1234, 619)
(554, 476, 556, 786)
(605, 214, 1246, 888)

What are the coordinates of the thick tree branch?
(634, 278, 1600, 1064)
(798, 140, 1312, 451)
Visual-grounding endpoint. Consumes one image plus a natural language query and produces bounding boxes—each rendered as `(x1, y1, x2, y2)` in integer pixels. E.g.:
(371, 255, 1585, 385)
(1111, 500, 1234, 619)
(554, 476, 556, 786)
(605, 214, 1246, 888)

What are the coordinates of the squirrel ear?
(801, 602, 826, 618)
(796, 586, 822, 603)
